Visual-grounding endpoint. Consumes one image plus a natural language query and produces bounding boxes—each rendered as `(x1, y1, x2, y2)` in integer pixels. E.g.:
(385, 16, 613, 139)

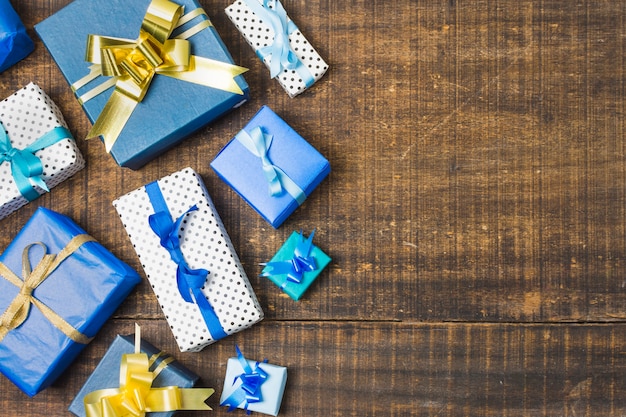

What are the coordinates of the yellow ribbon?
(84, 324, 213, 417)
(0, 234, 96, 344)
(80, 0, 248, 152)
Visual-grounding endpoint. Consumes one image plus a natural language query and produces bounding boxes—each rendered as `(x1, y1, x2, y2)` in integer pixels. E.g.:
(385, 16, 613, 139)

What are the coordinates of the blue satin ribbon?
(236, 126, 306, 205)
(0, 125, 72, 201)
(221, 345, 269, 414)
(261, 230, 317, 286)
(243, 0, 315, 87)
(145, 181, 228, 341)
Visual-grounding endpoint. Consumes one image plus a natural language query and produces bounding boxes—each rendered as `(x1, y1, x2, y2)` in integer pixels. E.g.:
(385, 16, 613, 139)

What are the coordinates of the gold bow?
(0, 234, 96, 344)
(84, 324, 213, 417)
(80, 0, 248, 152)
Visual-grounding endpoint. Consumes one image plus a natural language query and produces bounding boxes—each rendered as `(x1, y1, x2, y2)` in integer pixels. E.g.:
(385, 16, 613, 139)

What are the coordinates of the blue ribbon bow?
(236, 126, 306, 205)
(261, 230, 317, 286)
(221, 345, 269, 414)
(243, 0, 314, 87)
(0, 125, 72, 201)
(145, 181, 227, 341)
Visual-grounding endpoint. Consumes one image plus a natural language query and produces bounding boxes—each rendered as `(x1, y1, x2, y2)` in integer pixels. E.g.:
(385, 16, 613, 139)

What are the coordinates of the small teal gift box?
(220, 346, 287, 416)
(211, 105, 330, 228)
(261, 230, 331, 301)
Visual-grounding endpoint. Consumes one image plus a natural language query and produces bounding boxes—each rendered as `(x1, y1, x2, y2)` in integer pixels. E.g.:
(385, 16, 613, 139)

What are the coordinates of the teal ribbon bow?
(236, 126, 306, 205)
(0, 125, 72, 201)
(221, 345, 269, 414)
(243, 0, 314, 86)
(261, 230, 317, 286)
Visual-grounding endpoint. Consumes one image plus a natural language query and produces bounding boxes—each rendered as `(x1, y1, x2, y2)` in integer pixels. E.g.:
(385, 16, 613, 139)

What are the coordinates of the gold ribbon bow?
(79, 0, 247, 152)
(0, 234, 96, 344)
(84, 324, 213, 417)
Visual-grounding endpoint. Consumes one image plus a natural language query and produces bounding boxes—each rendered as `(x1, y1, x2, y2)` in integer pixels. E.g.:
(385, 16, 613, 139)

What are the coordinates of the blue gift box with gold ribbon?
(211, 105, 330, 228)
(0, 0, 34, 73)
(69, 329, 212, 417)
(0, 207, 141, 396)
(35, 0, 249, 170)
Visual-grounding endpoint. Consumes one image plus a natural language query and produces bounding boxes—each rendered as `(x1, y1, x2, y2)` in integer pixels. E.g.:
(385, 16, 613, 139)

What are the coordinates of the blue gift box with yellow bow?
(69, 331, 208, 417)
(35, 0, 249, 170)
(211, 105, 330, 228)
(0, 0, 34, 73)
(0, 207, 141, 396)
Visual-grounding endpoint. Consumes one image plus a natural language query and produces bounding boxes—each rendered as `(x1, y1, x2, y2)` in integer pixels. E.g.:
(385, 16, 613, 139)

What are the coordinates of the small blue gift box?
(220, 346, 287, 416)
(211, 105, 330, 228)
(0, 0, 34, 73)
(261, 230, 331, 301)
(35, 0, 249, 170)
(69, 333, 202, 417)
(0, 207, 141, 396)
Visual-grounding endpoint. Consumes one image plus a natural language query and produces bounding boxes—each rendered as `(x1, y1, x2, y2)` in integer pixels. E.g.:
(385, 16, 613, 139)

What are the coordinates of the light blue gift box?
(211, 105, 330, 228)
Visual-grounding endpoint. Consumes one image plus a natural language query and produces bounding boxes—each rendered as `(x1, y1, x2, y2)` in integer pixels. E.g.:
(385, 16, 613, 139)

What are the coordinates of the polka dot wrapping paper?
(112, 167, 264, 352)
(225, 0, 329, 98)
(0, 83, 85, 220)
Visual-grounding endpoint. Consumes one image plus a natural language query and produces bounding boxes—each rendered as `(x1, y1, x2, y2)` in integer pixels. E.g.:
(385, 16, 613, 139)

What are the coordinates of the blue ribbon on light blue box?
(221, 345, 269, 414)
(261, 229, 317, 286)
(236, 125, 306, 205)
(145, 181, 228, 341)
(243, 0, 315, 87)
(0, 124, 72, 201)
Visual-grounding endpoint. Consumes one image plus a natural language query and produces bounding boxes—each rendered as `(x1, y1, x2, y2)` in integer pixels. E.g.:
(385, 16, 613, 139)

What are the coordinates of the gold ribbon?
(84, 324, 213, 417)
(80, 0, 248, 152)
(0, 234, 96, 344)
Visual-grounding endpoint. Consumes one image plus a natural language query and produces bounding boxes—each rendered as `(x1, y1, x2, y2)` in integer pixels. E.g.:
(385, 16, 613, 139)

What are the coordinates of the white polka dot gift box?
(112, 167, 264, 352)
(225, 0, 329, 98)
(0, 83, 85, 221)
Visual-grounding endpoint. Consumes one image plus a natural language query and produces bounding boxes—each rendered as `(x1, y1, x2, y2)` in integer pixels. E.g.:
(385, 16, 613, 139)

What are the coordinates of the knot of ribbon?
(145, 181, 227, 341)
(84, 324, 214, 417)
(78, 0, 248, 152)
(0, 234, 96, 344)
(236, 126, 306, 205)
(261, 230, 317, 285)
(0, 124, 73, 201)
(243, 0, 314, 87)
(220, 345, 269, 414)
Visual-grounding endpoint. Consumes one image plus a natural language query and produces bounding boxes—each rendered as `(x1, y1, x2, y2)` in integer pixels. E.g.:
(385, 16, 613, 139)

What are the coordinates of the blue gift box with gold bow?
(69, 329, 212, 417)
(0, 0, 34, 73)
(211, 105, 330, 228)
(35, 0, 249, 170)
(0, 207, 141, 396)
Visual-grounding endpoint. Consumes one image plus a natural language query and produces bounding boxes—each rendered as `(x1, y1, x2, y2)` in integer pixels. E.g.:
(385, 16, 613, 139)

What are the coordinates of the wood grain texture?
(0, 0, 625, 415)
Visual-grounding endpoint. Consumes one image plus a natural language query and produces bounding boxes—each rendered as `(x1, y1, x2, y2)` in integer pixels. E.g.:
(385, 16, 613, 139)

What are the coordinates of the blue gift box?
(0, 0, 34, 73)
(0, 207, 141, 396)
(261, 230, 331, 301)
(211, 105, 330, 228)
(35, 0, 249, 170)
(69, 334, 201, 417)
(220, 348, 287, 416)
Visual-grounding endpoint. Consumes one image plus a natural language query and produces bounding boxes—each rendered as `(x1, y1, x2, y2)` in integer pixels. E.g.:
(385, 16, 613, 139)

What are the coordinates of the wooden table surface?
(1, 0, 625, 415)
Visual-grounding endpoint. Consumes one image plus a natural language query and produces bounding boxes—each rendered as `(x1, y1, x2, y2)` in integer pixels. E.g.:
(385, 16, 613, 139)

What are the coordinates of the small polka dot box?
(112, 167, 264, 352)
(225, 0, 328, 98)
(211, 105, 330, 228)
(0, 83, 85, 220)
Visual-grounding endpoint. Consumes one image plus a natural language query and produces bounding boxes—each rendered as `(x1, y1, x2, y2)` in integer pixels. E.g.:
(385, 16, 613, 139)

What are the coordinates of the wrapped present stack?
(1, 0, 333, 414)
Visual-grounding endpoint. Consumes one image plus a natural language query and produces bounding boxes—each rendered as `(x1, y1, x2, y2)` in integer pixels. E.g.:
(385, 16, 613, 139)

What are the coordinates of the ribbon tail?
(87, 89, 139, 152)
(190, 286, 228, 341)
(159, 55, 247, 95)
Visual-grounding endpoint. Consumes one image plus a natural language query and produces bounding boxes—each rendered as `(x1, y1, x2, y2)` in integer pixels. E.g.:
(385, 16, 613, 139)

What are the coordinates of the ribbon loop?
(145, 181, 228, 341)
(84, 324, 214, 417)
(261, 230, 318, 284)
(0, 124, 73, 201)
(235, 126, 306, 205)
(0, 235, 96, 344)
(82, 0, 248, 152)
